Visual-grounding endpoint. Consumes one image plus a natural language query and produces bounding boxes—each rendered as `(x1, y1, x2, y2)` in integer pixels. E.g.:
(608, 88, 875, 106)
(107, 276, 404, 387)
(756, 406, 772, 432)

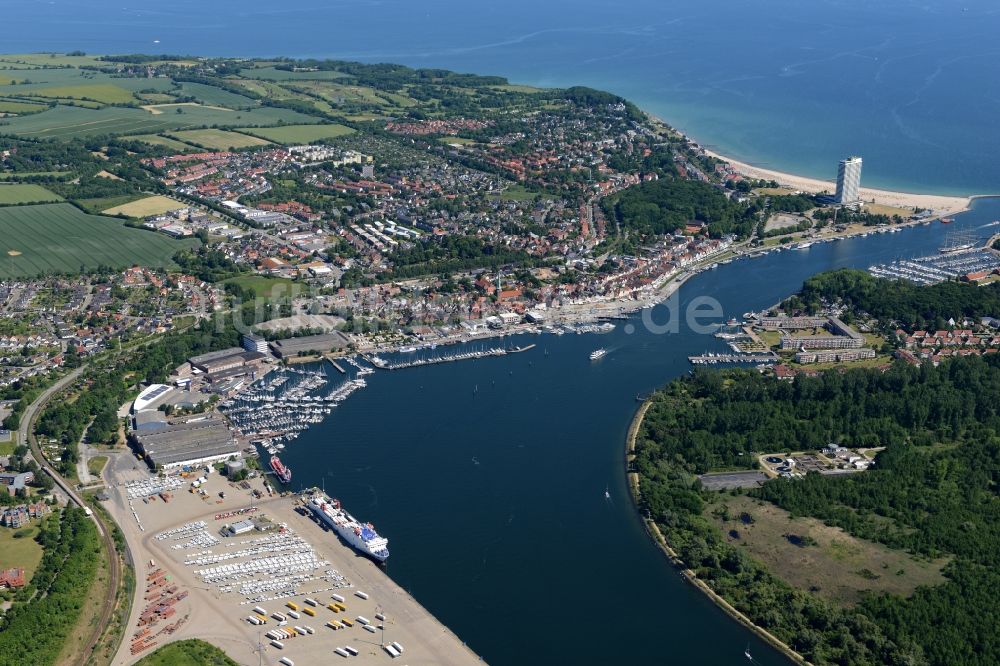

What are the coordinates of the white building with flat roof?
(835, 156, 863, 206)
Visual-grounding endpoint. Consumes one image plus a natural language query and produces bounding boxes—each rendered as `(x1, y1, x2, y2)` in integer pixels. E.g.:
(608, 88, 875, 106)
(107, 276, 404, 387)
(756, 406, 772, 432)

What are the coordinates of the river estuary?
(273, 198, 1000, 664)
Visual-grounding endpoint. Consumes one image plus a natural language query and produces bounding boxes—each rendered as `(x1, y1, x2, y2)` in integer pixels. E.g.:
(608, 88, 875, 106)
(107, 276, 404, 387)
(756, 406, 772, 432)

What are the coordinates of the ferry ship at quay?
(270, 456, 292, 484)
(306, 491, 390, 562)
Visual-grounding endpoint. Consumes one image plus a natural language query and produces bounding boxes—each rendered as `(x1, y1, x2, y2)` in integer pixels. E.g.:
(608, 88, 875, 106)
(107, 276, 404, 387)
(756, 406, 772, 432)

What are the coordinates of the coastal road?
(22, 365, 126, 666)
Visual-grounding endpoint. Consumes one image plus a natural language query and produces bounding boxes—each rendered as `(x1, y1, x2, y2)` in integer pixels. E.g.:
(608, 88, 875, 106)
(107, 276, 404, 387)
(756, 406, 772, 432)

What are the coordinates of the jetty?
(377, 344, 535, 370)
(688, 352, 778, 365)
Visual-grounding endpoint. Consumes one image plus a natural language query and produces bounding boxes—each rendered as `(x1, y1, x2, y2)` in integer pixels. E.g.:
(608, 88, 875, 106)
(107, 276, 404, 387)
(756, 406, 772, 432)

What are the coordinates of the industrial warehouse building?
(134, 417, 240, 470)
(269, 332, 351, 358)
(188, 348, 269, 374)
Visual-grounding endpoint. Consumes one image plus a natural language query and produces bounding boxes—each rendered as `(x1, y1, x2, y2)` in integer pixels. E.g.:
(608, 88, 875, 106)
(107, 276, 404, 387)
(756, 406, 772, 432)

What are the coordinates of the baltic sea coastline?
(641, 114, 977, 216)
(703, 149, 974, 216)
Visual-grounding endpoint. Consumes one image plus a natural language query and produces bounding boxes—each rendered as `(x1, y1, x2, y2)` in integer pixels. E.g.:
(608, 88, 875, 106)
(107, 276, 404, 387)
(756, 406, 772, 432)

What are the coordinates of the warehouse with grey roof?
(269, 332, 351, 358)
(134, 417, 240, 469)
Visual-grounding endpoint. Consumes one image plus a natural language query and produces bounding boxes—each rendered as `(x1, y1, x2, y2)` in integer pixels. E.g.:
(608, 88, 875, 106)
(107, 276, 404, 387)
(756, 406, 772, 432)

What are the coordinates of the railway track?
(22, 367, 124, 666)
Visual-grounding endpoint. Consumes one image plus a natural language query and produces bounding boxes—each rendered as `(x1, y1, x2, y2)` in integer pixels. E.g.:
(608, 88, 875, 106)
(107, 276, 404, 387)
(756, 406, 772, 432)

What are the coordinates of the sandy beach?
(703, 149, 972, 216)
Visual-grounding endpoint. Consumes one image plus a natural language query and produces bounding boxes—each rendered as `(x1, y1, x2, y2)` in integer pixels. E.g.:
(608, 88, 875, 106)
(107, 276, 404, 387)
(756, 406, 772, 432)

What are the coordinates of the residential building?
(835, 156, 863, 206)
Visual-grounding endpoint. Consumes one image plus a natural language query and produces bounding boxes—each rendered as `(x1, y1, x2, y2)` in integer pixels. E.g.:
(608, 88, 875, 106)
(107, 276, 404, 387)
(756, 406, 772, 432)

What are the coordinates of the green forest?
(634, 356, 1000, 665)
(785, 268, 1000, 331)
(0, 508, 100, 666)
(602, 178, 758, 240)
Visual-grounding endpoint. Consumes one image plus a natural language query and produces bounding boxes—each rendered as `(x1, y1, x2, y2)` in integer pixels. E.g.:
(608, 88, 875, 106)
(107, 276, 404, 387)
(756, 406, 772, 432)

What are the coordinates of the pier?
(688, 352, 778, 365)
(377, 344, 536, 370)
(327, 358, 347, 374)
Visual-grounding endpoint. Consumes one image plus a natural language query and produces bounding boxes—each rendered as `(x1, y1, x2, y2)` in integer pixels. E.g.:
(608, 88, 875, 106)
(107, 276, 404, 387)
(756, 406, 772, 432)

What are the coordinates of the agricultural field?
(238, 123, 354, 144)
(0, 103, 319, 139)
(176, 81, 257, 109)
(75, 194, 147, 214)
(0, 203, 198, 279)
(0, 67, 128, 96)
(0, 171, 70, 181)
(0, 52, 107, 67)
(0, 183, 62, 204)
(102, 195, 187, 217)
(128, 134, 198, 151)
(491, 84, 546, 93)
(113, 77, 178, 93)
(0, 99, 47, 114)
(167, 128, 272, 150)
(134, 92, 176, 104)
(239, 66, 348, 81)
(19, 83, 136, 105)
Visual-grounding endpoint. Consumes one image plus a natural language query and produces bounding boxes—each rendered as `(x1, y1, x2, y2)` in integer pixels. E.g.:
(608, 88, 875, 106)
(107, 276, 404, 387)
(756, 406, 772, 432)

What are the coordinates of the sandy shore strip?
(703, 149, 972, 216)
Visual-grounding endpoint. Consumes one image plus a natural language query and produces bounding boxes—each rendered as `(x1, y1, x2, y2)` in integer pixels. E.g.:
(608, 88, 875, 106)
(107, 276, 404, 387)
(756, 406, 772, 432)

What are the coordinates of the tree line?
(634, 355, 1000, 665)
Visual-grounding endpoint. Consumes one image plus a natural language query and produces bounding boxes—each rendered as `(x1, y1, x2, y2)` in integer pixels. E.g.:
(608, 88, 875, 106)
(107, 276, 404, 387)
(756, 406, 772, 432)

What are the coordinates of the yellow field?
(25, 84, 137, 105)
(167, 129, 271, 150)
(103, 195, 187, 217)
(864, 203, 914, 217)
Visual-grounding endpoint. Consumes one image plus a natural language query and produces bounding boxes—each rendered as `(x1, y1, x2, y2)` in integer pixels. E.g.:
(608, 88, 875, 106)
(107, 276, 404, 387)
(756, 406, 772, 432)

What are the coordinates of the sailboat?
(604, 485, 610, 499)
(745, 644, 753, 660)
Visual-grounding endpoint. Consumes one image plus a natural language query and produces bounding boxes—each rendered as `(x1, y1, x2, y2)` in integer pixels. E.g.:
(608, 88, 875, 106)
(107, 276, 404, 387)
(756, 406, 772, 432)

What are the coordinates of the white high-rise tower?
(835, 156, 862, 206)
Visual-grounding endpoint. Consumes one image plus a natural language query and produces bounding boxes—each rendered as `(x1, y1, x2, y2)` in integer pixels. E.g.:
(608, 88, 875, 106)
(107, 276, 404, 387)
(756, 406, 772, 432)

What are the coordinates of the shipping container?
(354, 591, 369, 600)
(279, 658, 295, 666)
(340, 618, 353, 627)
(326, 621, 340, 630)
(304, 598, 318, 607)
(390, 641, 404, 653)
(247, 616, 262, 625)
(304, 626, 315, 634)
(384, 644, 401, 658)
(255, 614, 268, 624)
(302, 608, 316, 617)
(363, 624, 377, 634)
(271, 612, 286, 621)
(334, 648, 349, 657)
(344, 646, 359, 656)
(356, 616, 370, 625)
(287, 610, 300, 619)
(253, 606, 267, 616)
(327, 604, 339, 612)
(286, 602, 299, 611)
(375, 613, 386, 622)
(270, 640, 284, 649)
(331, 594, 346, 603)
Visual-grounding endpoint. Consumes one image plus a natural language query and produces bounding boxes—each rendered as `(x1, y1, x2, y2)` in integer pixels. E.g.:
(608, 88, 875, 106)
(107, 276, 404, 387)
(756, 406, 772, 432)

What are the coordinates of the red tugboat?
(269, 456, 292, 484)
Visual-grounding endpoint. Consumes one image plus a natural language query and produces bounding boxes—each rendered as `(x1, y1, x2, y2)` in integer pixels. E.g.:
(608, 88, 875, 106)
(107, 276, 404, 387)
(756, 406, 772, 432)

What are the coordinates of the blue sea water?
(6, 0, 1000, 194)
(8, 4, 1000, 663)
(273, 198, 1000, 666)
